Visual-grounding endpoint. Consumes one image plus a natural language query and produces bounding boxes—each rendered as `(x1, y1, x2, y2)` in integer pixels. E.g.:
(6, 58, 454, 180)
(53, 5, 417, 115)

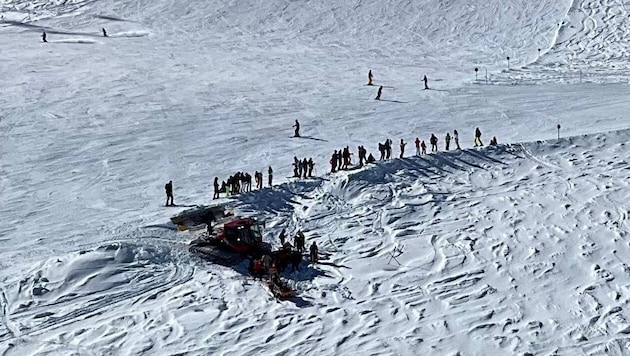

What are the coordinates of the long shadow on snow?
(234, 178, 326, 216)
(347, 146, 515, 186)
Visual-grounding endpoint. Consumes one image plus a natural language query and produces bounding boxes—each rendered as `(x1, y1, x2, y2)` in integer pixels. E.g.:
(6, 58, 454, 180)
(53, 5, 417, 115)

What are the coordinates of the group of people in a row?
(292, 157, 316, 178)
(212, 167, 274, 200)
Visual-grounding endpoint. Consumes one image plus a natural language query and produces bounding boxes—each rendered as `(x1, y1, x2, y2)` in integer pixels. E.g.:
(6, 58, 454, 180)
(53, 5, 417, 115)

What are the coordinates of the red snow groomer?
(171, 205, 271, 266)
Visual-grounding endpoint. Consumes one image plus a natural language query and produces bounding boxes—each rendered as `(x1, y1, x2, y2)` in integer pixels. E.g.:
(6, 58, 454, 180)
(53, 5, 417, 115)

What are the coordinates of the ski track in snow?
(2, 0, 630, 354)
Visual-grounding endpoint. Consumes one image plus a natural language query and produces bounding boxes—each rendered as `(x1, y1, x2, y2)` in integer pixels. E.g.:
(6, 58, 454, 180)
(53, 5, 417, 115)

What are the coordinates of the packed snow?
(2, 0, 630, 354)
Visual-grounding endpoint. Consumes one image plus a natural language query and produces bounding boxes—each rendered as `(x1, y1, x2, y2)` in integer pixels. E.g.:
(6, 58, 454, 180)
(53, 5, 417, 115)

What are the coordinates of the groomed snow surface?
(2, 0, 630, 354)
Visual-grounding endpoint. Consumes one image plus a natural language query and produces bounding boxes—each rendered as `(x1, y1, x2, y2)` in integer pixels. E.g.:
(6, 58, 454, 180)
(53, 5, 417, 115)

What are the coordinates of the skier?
(421, 140, 427, 155)
(430, 134, 438, 152)
(375, 86, 383, 100)
(474, 127, 483, 147)
(454, 129, 461, 149)
(268, 166, 273, 186)
(102, 28, 107, 37)
(385, 139, 392, 159)
(42, 30, 47, 43)
(293, 119, 300, 137)
(307, 158, 314, 177)
(423, 75, 429, 90)
(378, 142, 385, 160)
(399, 139, 406, 158)
(297, 156, 304, 177)
(415, 137, 421, 156)
(164, 180, 174, 206)
(445, 132, 451, 151)
(213, 177, 220, 199)
(309, 241, 318, 263)
(302, 157, 308, 178)
(330, 151, 338, 173)
(368, 70, 374, 85)
(490, 136, 498, 145)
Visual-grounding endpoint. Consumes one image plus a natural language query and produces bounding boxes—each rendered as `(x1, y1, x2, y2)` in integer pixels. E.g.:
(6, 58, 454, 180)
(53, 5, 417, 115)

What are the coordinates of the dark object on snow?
(423, 75, 429, 89)
(375, 86, 383, 100)
(102, 28, 107, 37)
(293, 119, 300, 137)
(310, 241, 318, 263)
(430, 134, 438, 152)
(368, 69, 373, 85)
(165, 180, 174, 206)
(474, 127, 484, 147)
(213, 177, 220, 199)
(42, 31, 47, 43)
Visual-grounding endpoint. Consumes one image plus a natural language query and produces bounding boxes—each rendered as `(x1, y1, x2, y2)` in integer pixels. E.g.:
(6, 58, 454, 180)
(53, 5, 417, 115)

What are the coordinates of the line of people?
(212, 166, 274, 200)
(292, 157, 316, 178)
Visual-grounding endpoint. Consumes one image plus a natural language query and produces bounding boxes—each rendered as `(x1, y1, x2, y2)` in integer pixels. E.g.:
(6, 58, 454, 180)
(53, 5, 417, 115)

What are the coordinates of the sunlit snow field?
(2, 0, 630, 354)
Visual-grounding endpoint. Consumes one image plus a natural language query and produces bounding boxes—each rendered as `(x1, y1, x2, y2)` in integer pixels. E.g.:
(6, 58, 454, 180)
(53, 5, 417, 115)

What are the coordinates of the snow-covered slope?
(2, 0, 630, 354)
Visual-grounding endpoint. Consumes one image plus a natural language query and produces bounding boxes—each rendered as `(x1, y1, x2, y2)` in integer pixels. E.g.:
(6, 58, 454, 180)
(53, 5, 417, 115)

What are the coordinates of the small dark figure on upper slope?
(375, 86, 383, 100)
(293, 119, 300, 137)
(268, 166, 273, 186)
(368, 69, 374, 85)
(102, 28, 107, 37)
(474, 127, 484, 147)
(454, 129, 461, 149)
(165, 180, 174, 206)
(399, 138, 406, 158)
(423, 75, 429, 90)
(42, 31, 47, 43)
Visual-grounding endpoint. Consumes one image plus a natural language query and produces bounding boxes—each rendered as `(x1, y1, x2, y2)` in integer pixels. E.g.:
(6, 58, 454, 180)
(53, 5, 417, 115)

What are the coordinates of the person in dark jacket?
(213, 177, 220, 199)
(309, 241, 318, 263)
(293, 119, 300, 137)
(42, 30, 47, 43)
(474, 127, 483, 147)
(430, 134, 438, 152)
(165, 180, 174, 206)
(375, 86, 383, 100)
(368, 70, 374, 85)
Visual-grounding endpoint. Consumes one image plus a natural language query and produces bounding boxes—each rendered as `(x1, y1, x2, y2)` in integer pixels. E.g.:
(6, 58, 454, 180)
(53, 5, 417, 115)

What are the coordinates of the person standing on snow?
(42, 30, 47, 43)
(474, 127, 483, 147)
(415, 137, 421, 156)
(423, 75, 429, 90)
(268, 166, 273, 186)
(445, 132, 451, 151)
(375, 86, 383, 100)
(310, 241, 319, 263)
(368, 70, 374, 85)
(102, 28, 108, 37)
(399, 139, 406, 158)
(421, 140, 427, 155)
(430, 134, 438, 152)
(164, 180, 174, 206)
(213, 177, 220, 199)
(454, 129, 461, 149)
(293, 119, 300, 137)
